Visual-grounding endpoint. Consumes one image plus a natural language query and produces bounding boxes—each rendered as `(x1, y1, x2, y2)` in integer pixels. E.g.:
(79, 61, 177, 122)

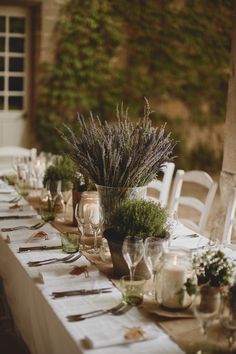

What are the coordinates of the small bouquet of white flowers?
(193, 249, 235, 288)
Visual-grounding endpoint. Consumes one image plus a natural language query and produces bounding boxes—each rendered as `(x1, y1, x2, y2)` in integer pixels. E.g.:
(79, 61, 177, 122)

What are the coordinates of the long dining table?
(0, 182, 235, 354)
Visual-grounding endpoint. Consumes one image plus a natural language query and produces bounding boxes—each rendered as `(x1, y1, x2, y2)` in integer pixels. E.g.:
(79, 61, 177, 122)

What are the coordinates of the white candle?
(161, 263, 186, 309)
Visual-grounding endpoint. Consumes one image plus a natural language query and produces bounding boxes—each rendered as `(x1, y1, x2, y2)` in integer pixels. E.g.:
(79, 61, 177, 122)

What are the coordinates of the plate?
(143, 299, 194, 319)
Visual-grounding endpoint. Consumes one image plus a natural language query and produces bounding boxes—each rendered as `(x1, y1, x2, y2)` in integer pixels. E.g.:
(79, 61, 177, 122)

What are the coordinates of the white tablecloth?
(0, 219, 187, 354)
(0, 186, 228, 354)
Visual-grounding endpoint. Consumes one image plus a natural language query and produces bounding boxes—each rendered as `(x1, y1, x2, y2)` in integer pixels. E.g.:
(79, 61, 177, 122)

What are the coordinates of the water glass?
(60, 232, 79, 253)
(120, 275, 146, 306)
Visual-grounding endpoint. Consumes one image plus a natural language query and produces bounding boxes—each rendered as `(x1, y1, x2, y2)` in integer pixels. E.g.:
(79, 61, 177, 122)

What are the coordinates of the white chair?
(222, 188, 236, 245)
(0, 146, 37, 176)
(147, 162, 175, 206)
(169, 169, 218, 234)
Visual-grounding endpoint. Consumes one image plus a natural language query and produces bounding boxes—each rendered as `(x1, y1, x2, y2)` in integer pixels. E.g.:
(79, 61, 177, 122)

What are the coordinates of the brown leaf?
(124, 327, 145, 341)
(70, 266, 88, 276)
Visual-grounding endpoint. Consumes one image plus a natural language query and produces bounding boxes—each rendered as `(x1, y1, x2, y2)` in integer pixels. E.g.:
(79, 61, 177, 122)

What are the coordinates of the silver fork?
(67, 301, 127, 322)
(27, 253, 80, 267)
(1, 221, 45, 232)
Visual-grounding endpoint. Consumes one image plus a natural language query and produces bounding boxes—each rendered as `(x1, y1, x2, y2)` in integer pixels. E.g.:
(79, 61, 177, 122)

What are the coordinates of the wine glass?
(192, 285, 221, 342)
(144, 237, 165, 298)
(87, 203, 103, 253)
(75, 201, 88, 250)
(61, 189, 72, 223)
(122, 236, 144, 280)
(219, 291, 236, 351)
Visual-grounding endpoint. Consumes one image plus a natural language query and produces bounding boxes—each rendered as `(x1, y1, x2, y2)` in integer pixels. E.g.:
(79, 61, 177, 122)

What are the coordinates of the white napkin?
(0, 186, 15, 194)
(0, 207, 37, 219)
(39, 256, 96, 284)
(171, 234, 208, 250)
(6, 229, 60, 243)
(81, 324, 161, 349)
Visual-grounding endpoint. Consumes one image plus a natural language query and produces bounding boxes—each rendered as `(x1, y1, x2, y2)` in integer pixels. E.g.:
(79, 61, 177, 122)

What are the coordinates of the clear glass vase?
(95, 184, 147, 230)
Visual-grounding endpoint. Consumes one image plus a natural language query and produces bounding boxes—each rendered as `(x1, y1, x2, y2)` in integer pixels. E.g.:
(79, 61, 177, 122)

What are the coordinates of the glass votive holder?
(120, 275, 146, 306)
(60, 232, 79, 253)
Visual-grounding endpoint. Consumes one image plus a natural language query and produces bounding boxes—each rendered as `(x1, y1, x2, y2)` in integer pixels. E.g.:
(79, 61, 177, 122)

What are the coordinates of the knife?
(51, 288, 113, 298)
(18, 245, 62, 252)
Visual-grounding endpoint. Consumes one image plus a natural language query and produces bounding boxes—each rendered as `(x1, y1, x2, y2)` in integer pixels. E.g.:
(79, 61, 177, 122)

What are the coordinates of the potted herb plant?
(108, 199, 170, 277)
(43, 155, 77, 192)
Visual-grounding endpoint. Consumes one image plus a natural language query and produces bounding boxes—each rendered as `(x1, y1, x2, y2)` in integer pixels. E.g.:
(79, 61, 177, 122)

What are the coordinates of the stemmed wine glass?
(144, 237, 165, 298)
(122, 236, 144, 280)
(75, 201, 88, 250)
(192, 285, 221, 344)
(61, 189, 72, 223)
(219, 291, 236, 351)
(87, 203, 103, 253)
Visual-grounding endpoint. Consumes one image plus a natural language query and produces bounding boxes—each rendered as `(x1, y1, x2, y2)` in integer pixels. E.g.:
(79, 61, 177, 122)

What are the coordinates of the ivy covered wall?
(35, 0, 233, 172)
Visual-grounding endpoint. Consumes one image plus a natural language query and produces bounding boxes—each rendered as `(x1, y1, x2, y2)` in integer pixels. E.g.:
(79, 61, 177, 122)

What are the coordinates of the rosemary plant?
(61, 99, 175, 188)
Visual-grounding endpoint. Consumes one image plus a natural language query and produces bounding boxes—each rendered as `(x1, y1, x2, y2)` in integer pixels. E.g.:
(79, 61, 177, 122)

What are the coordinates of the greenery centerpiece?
(43, 155, 77, 192)
(111, 199, 169, 241)
(62, 98, 175, 275)
(193, 249, 235, 289)
(182, 249, 235, 303)
(109, 199, 169, 277)
(62, 98, 175, 227)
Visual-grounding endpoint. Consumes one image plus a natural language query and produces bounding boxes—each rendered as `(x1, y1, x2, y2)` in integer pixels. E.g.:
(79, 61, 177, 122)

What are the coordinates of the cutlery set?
(172, 233, 199, 240)
(67, 301, 132, 322)
(1, 220, 45, 232)
(19, 245, 62, 253)
(51, 287, 112, 299)
(27, 253, 82, 266)
(1, 212, 132, 323)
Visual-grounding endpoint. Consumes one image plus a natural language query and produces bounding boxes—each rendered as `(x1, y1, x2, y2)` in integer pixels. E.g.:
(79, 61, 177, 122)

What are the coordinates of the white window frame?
(0, 6, 30, 120)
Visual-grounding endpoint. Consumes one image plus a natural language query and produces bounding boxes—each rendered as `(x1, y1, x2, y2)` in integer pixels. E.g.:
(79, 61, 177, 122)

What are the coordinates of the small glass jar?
(156, 247, 196, 310)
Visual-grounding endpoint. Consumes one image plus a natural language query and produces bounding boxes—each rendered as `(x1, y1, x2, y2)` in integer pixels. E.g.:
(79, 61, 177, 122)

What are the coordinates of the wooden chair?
(222, 188, 236, 245)
(0, 146, 37, 176)
(147, 162, 175, 207)
(169, 169, 217, 234)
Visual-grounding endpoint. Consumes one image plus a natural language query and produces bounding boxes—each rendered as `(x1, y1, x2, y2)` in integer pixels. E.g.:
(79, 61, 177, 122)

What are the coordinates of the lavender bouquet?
(61, 98, 175, 188)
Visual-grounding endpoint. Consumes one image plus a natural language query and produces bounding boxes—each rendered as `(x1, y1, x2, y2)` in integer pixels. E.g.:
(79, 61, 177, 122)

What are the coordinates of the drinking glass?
(122, 236, 144, 280)
(87, 202, 103, 253)
(219, 292, 236, 351)
(192, 285, 221, 340)
(75, 201, 88, 250)
(144, 237, 165, 298)
(61, 189, 72, 223)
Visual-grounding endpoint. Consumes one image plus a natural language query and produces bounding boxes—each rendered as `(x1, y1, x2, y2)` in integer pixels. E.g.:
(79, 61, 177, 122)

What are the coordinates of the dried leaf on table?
(70, 266, 88, 276)
(124, 327, 145, 341)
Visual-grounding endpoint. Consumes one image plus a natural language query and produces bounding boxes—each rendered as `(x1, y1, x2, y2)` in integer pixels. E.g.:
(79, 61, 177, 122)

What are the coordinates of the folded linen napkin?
(39, 256, 96, 284)
(0, 186, 15, 194)
(0, 208, 37, 219)
(81, 324, 161, 349)
(5, 223, 57, 243)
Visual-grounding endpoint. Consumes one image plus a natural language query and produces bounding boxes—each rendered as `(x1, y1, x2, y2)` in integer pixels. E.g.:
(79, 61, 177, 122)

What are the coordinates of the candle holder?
(156, 247, 196, 310)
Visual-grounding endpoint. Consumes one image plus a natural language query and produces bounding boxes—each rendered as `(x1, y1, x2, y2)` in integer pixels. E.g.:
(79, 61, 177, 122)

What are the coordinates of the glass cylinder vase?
(95, 184, 147, 230)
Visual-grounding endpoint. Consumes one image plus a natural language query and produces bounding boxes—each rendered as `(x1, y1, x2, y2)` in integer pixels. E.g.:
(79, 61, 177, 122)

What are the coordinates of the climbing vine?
(35, 0, 233, 171)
